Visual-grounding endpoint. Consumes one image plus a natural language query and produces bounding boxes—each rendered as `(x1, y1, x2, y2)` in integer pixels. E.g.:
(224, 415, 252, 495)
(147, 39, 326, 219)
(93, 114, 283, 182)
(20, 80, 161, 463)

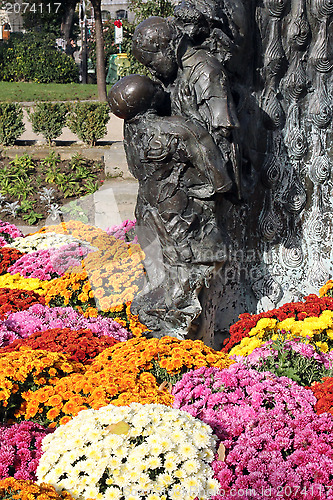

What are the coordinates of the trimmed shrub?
(66, 102, 110, 146)
(28, 103, 68, 145)
(0, 32, 79, 84)
(0, 103, 25, 145)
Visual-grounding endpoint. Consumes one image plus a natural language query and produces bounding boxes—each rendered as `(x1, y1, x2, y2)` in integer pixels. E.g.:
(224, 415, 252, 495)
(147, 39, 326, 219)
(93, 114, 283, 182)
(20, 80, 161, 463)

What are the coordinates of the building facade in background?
(101, 0, 135, 23)
(0, 4, 23, 39)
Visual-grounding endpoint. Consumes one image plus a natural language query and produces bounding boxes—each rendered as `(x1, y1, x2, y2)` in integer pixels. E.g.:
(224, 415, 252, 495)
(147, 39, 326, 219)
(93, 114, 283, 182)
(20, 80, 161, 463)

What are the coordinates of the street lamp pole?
(80, 0, 88, 84)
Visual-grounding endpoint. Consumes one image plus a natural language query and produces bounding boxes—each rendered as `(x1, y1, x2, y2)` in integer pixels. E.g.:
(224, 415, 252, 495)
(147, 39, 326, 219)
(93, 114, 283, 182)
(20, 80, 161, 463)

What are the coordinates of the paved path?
(17, 178, 138, 236)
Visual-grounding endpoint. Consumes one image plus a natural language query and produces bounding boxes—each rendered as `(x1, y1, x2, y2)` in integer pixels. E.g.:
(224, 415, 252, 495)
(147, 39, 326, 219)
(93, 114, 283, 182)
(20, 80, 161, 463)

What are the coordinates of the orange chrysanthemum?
(0, 477, 75, 499)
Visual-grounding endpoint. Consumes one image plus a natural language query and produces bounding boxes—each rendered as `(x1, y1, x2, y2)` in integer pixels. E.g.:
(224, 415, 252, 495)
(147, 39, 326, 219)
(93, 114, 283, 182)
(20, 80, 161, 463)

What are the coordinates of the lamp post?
(114, 19, 123, 53)
(80, 0, 88, 84)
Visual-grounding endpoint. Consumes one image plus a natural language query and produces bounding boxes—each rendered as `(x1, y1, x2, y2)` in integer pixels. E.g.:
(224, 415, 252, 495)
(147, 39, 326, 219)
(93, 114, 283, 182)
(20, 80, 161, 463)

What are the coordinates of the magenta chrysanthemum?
(0, 303, 131, 348)
(172, 364, 316, 444)
(7, 243, 94, 280)
(106, 219, 137, 243)
(0, 421, 52, 481)
(211, 411, 333, 499)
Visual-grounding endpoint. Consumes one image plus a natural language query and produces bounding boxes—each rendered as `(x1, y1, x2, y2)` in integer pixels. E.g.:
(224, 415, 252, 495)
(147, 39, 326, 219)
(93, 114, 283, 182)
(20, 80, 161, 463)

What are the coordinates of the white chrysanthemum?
(164, 452, 178, 472)
(157, 473, 173, 487)
(174, 469, 186, 480)
(87, 447, 103, 460)
(105, 487, 122, 500)
(127, 447, 147, 463)
(149, 442, 164, 455)
(145, 434, 160, 446)
(183, 476, 201, 492)
(8, 232, 94, 253)
(206, 478, 221, 496)
(183, 458, 201, 474)
(193, 430, 211, 447)
(37, 403, 218, 500)
(146, 494, 160, 500)
(169, 484, 183, 500)
(198, 449, 214, 461)
(137, 473, 150, 489)
(115, 475, 127, 488)
(85, 486, 100, 499)
(135, 443, 149, 456)
(147, 455, 162, 469)
(159, 437, 173, 450)
(36, 463, 49, 476)
(177, 442, 197, 459)
(108, 456, 122, 468)
(132, 414, 149, 428)
(113, 446, 127, 459)
(127, 470, 141, 482)
(103, 434, 124, 448)
(170, 429, 185, 443)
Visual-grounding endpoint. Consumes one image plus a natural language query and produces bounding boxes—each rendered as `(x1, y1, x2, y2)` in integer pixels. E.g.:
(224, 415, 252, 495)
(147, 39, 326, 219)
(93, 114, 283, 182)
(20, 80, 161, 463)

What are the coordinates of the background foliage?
(0, 32, 79, 84)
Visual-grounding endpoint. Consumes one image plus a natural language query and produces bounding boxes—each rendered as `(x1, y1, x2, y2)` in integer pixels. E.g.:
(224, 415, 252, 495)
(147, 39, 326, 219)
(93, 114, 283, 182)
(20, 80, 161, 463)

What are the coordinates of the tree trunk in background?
(91, 0, 107, 101)
(61, 0, 78, 47)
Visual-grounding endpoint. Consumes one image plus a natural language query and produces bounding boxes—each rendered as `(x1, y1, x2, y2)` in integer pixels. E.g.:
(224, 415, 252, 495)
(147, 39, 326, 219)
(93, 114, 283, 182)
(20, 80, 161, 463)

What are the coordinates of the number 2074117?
(1, 3, 61, 14)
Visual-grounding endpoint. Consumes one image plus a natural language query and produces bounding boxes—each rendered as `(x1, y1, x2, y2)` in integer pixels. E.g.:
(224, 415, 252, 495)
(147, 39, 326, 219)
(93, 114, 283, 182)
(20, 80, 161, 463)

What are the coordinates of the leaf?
(217, 442, 226, 462)
(105, 421, 130, 435)
(158, 380, 172, 393)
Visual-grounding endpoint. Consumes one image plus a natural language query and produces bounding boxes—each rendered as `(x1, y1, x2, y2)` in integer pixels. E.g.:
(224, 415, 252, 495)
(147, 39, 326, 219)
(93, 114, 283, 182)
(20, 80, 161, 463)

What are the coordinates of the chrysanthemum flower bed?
(0, 477, 75, 499)
(235, 336, 333, 386)
(37, 403, 220, 500)
(173, 364, 333, 498)
(224, 294, 333, 356)
(1, 327, 119, 364)
(0, 421, 53, 481)
(1, 218, 333, 499)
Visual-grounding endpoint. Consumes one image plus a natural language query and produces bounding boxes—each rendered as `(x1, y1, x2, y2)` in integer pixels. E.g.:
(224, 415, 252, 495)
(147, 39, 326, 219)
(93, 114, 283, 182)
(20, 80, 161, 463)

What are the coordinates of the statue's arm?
(184, 50, 239, 132)
(175, 119, 233, 196)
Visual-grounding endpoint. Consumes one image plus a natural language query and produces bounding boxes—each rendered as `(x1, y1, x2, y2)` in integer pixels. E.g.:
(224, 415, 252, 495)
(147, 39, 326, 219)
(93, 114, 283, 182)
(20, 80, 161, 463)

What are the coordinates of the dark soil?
(0, 153, 105, 227)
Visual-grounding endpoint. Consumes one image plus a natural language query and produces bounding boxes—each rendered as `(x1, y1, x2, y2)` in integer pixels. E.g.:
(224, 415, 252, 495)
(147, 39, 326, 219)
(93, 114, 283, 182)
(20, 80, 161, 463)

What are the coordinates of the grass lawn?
(0, 82, 113, 102)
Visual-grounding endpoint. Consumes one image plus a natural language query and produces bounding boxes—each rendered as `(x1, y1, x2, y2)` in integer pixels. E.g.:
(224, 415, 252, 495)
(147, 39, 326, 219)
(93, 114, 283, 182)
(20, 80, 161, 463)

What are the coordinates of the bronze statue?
(109, 0, 333, 347)
(109, 74, 232, 341)
(132, 15, 242, 199)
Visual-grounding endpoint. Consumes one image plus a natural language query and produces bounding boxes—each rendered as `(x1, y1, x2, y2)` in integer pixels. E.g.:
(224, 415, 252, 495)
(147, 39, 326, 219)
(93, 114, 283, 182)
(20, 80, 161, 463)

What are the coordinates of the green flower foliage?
(66, 102, 110, 146)
(0, 32, 79, 84)
(0, 103, 25, 145)
(128, 0, 174, 23)
(28, 102, 68, 145)
(246, 336, 333, 386)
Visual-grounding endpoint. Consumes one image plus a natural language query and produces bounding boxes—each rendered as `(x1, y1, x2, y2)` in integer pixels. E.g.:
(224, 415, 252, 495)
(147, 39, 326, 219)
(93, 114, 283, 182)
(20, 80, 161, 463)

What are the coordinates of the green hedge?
(0, 103, 25, 145)
(0, 32, 79, 84)
(67, 102, 110, 146)
(0, 101, 111, 146)
(28, 102, 68, 145)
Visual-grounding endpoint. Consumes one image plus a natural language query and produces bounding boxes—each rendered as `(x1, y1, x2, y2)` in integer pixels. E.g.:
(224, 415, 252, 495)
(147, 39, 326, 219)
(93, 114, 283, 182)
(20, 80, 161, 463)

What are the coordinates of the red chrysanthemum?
(0, 288, 45, 319)
(1, 327, 119, 364)
(0, 247, 25, 275)
(223, 294, 333, 352)
(309, 377, 333, 416)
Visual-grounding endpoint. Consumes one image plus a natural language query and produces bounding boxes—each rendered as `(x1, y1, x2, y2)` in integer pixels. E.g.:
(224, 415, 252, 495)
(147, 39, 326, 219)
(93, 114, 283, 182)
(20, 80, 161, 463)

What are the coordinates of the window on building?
(116, 9, 127, 19)
(102, 10, 111, 21)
